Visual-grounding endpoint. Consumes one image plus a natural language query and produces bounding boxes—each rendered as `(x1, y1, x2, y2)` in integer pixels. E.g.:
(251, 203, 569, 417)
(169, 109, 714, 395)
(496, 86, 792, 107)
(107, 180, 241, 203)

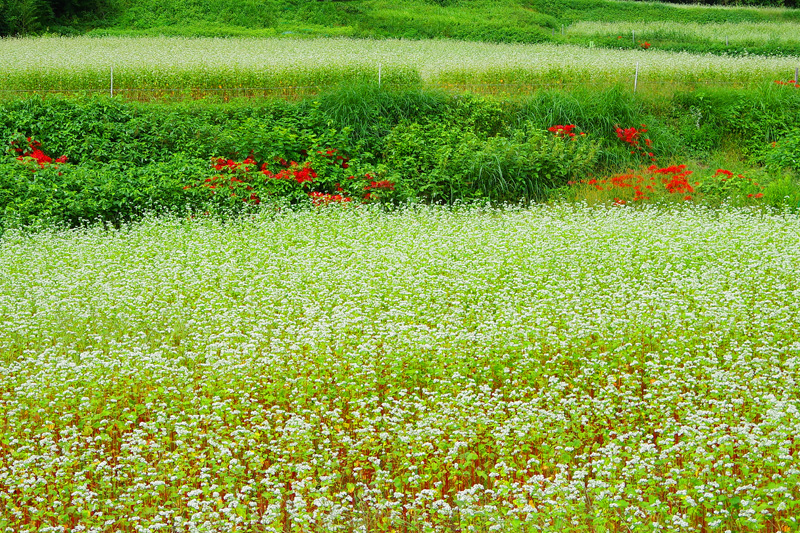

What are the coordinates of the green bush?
(671, 86, 800, 159)
(308, 83, 446, 152)
(765, 128, 800, 172)
(0, 95, 334, 165)
(384, 118, 600, 203)
(0, 155, 211, 229)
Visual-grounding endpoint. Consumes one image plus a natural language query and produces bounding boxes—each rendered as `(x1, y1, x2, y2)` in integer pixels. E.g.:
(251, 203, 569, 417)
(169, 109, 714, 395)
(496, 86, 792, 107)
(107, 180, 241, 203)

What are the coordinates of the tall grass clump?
(308, 82, 446, 150)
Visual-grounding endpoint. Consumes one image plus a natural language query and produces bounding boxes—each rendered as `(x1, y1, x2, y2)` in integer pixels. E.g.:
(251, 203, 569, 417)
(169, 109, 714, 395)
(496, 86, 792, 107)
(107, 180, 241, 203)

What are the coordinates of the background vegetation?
(2, 0, 799, 56)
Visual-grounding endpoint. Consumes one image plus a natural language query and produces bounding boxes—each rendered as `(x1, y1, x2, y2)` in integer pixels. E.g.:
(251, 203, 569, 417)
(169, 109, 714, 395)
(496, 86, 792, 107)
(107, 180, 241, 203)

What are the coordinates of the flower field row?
(1, 36, 799, 94)
(567, 20, 800, 46)
(1, 205, 799, 532)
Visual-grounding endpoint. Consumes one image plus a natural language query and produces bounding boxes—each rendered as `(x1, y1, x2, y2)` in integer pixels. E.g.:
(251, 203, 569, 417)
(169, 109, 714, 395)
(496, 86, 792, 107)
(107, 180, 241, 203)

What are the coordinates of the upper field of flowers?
(1, 36, 799, 94)
(1, 204, 799, 532)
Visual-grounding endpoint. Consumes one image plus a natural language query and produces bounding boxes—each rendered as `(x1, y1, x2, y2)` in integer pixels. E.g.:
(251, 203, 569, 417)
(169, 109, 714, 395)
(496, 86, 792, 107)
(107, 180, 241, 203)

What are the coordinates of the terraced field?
(2, 36, 799, 97)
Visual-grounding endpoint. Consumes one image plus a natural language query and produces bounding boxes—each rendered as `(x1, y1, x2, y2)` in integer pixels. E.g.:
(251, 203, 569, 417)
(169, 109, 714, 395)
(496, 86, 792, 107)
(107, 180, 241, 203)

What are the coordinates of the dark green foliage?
(0, 95, 330, 164)
(383, 106, 600, 203)
(0, 0, 118, 35)
(0, 0, 51, 35)
(671, 85, 800, 158)
(0, 156, 212, 228)
(2, 85, 800, 229)
(308, 83, 449, 152)
(766, 128, 800, 172)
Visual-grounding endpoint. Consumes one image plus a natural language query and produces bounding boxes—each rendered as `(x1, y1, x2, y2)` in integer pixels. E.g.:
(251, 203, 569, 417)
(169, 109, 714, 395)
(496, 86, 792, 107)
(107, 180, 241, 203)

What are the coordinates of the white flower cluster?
(0, 204, 798, 532)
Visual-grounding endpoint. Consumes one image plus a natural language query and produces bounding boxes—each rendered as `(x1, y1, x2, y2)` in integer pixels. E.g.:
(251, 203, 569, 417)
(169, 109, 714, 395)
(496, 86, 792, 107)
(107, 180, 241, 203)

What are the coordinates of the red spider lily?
(648, 165, 694, 194)
(13, 138, 68, 169)
(548, 124, 580, 138)
(616, 125, 647, 145)
(640, 42, 651, 50)
(263, 162, 317, 184)
(714, 169, 734, 179)
(212, 157, 240, 171)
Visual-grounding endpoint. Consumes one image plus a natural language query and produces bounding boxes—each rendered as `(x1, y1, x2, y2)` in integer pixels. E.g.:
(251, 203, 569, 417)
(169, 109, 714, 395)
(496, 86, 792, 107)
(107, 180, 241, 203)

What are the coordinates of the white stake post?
(726, 36, 729, 46)
(634, 62, 639, 94)
(378, 63, 382, 88)
(795, 67, 798, 84)
(632, 30, 635, 44)
(110, 66, 114, 98)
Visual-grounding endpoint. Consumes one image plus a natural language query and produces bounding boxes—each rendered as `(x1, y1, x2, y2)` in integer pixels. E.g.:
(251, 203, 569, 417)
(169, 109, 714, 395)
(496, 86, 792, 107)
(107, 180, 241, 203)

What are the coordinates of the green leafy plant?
(765, 127, 800, 172)
(384, 119, 599, 203)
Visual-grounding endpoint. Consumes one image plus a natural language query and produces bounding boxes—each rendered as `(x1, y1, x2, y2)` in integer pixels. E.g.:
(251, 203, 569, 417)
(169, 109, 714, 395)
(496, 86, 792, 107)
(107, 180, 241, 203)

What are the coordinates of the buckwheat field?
(1, 204, 799, 532)
(2, 36, 800, 94)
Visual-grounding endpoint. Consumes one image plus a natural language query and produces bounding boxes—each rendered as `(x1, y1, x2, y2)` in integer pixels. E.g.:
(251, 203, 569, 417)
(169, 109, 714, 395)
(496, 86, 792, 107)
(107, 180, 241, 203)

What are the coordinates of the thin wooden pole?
(634, 62, 639, 94)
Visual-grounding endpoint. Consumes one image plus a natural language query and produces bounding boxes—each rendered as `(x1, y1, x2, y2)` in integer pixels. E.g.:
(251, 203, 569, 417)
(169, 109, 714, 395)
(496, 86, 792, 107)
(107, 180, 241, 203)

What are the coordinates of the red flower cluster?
(362, 175, 395, 200)
(212, 156, 257, 172)
(187, 149, 396, 206)
(615, 125, 655, 161)
(547, 124, 585, 138)
(11, 137, 68, 169)
(571, 164, 699, 202)
(264, 162, 317, 184)
(775, 80, 800, 89)
(640, 42, 651, 50)
(364, 179, 395, 191)
(576, 172, 653, 201)
(649, 164, 694, 197)
(309, 192, 352, 206)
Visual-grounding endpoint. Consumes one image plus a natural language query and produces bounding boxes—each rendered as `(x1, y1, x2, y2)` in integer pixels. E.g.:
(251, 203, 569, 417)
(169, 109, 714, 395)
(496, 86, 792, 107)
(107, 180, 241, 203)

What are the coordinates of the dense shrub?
(671, 86, 800, 157)
(0, 155, 211, 228)
(766, 128, 800, 172)
(384, 118, 600, 203)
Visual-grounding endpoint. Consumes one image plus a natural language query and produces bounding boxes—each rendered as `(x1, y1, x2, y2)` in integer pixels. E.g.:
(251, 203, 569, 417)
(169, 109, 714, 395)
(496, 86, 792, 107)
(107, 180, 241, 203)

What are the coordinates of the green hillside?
(3, 0, 800, 55)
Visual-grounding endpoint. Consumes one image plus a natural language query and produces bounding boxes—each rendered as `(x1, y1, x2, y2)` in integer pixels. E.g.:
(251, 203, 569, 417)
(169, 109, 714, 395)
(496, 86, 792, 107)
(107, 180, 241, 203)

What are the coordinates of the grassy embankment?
(48, 0, 800, 58)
